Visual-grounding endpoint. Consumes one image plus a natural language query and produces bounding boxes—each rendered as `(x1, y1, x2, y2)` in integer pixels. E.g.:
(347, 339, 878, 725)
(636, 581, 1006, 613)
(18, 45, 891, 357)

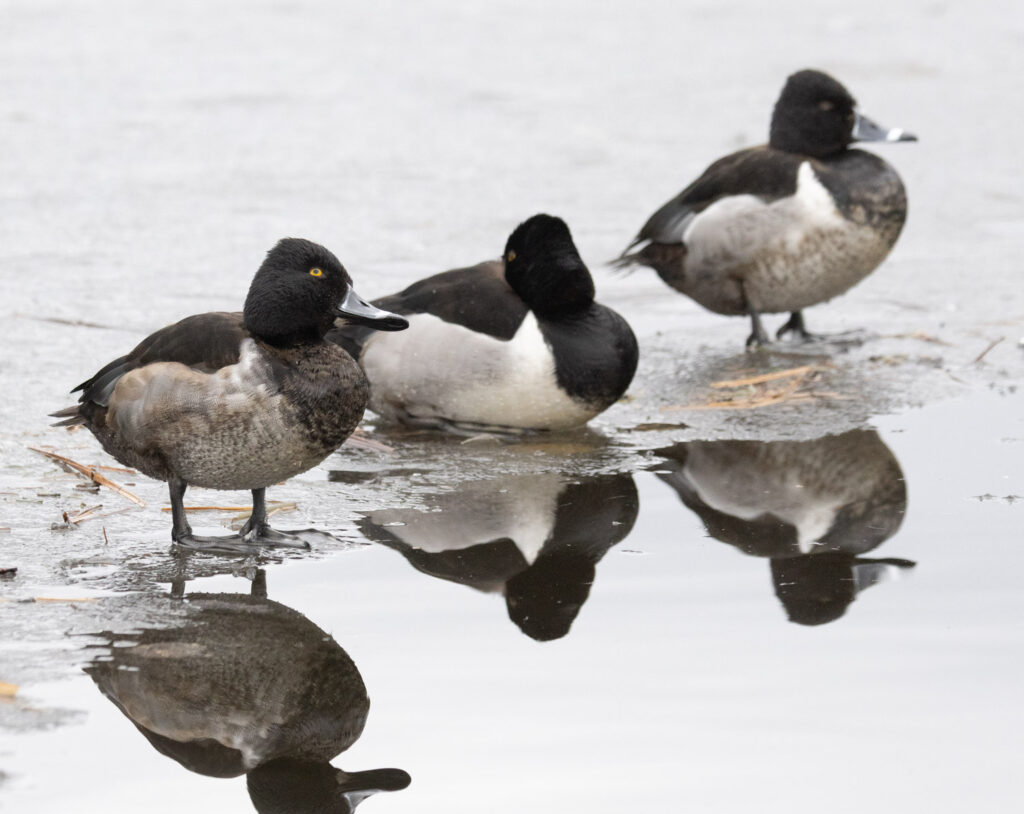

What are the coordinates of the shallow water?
(2, 1, 1024, 812)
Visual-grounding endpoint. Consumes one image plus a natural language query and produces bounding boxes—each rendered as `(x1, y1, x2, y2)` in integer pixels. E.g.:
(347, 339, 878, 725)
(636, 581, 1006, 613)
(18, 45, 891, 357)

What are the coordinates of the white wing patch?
(360, 313, 594, 430)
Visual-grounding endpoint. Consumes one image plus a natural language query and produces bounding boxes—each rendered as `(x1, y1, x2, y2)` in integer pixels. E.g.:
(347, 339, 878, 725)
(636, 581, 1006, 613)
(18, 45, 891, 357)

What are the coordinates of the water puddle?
(2, 390, 1022, 812)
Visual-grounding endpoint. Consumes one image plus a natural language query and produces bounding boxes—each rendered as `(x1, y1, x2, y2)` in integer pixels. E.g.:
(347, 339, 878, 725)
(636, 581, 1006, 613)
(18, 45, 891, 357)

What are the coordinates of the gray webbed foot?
(776, 311, 817, 342)
(172, 529, 269, 555)
(746, 324, 771, 348)
(168, 482, 319, 555)
(172, 525, 320, 554)
(236, 518, 316, 549)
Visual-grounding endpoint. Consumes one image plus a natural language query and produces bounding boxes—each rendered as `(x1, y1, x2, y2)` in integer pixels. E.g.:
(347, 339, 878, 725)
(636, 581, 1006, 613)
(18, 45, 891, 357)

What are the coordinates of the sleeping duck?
(330, 214, 638, 433)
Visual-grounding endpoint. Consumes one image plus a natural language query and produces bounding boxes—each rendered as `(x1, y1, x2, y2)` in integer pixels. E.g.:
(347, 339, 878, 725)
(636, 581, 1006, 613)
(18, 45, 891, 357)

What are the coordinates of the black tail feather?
(50, 405, 85, 427)
(608, 250, 644, 274)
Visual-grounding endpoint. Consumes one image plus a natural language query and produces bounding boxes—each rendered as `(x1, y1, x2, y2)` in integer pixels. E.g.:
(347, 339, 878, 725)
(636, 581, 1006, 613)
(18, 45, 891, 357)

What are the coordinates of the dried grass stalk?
(662, 364, 834, 411)
(28, 447, 145, 507)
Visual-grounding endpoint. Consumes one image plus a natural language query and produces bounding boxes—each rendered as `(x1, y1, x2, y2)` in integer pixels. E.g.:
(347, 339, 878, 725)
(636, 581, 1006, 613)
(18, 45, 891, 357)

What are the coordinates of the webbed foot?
(171, 529, 278, 555)
(776, 311, 817, 342)
(237, 518, 316, 549)
(746, 330, 770, 348)
(168, 482, 320, 555)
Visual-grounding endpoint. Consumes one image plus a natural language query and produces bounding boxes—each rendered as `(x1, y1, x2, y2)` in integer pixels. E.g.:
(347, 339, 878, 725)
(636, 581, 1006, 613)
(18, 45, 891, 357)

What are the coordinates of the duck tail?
(612, 241, 688, 280)
(608, 238, 647, 275)
(609, 251, 642, 275)
(50, 405, 86, 427)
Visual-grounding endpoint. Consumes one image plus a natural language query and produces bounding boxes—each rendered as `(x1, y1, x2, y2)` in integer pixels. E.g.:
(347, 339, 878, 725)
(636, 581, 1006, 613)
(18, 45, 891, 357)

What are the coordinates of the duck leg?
(776, 311, 871, 347)
(168, 478, 195, 543)
(170, 477, 249, 552)
(745, 306, 770, 348)
(237, 488, 312, 549)
(251, 568, 268, 598)
(169, 480, 309, 553)
(742, 282, 770, 347)
(776, 311, 816, 341)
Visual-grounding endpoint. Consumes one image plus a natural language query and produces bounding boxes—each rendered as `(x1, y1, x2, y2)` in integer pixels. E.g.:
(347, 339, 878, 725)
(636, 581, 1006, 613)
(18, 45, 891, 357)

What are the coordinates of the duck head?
(769, 69, 916, 158)
(503, 214, 595, 317)
(244, 238, 407, 346)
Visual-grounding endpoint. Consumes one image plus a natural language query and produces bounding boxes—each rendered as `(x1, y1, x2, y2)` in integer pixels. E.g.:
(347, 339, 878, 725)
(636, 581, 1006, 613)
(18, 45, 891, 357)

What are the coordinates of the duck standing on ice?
(53, 238, 408, 551)
(617, 69, 916, 346)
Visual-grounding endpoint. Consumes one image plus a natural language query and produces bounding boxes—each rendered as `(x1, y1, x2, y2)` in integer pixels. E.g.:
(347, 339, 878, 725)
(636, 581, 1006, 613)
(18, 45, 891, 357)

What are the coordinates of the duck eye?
(309, 267, 324, 278)
(506, 250, 517, 263)
(818, 100, 835, 112)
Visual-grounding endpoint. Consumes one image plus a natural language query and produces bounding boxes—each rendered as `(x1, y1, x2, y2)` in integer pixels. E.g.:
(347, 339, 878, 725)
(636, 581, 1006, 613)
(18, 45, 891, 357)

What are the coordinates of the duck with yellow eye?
(53, 238, 408, 552)
(329, 214, 638, 433)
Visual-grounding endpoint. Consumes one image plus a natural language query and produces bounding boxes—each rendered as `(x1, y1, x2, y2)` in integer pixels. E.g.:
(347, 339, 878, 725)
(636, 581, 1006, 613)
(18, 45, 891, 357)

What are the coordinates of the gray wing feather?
(620, 146, 802, 256)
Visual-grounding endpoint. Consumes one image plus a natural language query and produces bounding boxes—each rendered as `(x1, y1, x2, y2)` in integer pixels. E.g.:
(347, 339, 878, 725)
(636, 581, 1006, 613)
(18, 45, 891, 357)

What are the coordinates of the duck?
(358, 471, 638, 640)
(86, 573, 411, 812)
(616, 69, 916, 346)
(52, 238, 408, 551)
(651, 430, 915, 625)
(329, 214, 638, 433)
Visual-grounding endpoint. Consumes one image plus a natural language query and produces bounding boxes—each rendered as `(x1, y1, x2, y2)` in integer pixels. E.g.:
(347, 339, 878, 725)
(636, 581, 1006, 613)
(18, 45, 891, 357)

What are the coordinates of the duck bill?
(337, 767, 412, 808)
(851, 557, 916, 594)
(335, 289, 408, 331)
(852, 112, 917, 143)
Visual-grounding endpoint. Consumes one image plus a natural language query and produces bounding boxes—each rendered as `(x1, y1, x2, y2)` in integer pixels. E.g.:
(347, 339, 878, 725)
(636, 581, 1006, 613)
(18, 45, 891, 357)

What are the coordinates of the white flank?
(360, 312, 594, 430)
(682, 459, 846, 553)
(365, 473, 562, 567)
(683, 161, 842, 265)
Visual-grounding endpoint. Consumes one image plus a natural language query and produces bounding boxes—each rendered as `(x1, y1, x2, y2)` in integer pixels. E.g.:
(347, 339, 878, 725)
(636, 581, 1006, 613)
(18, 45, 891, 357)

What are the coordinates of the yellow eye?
(309, 267, 324, 277)
(506, 250, 517, 263)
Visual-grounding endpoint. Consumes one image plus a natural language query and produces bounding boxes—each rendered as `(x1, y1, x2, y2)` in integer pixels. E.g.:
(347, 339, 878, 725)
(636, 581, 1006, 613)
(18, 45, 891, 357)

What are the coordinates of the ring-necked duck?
(617, 69, 916, 346)
(359, 471, 638, 641)
(86, 574, 410, 810)
(329, 214, 639, 433)
(652, 430, 914, 625)
(52, 238, 408, 551)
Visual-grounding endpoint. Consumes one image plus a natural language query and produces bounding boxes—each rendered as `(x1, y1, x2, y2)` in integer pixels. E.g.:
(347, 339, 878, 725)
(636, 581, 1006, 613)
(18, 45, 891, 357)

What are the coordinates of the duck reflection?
(653, 430, 914, 625)
(359, 472, 638, 641)
(85, 571, 409, 813)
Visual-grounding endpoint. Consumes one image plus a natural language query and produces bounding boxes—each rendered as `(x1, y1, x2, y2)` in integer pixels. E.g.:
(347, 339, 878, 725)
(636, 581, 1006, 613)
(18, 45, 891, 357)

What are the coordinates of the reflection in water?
(653, 430, 915, 625)
(359, 473, 638, 641)
(84, 572, 410, 813)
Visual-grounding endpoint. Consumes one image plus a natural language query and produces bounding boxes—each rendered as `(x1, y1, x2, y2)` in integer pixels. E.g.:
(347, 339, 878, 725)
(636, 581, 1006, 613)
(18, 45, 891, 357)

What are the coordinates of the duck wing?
(54, 312, 249, 424)
(328, 261, 527, 358)
(619, 146, 803, 256)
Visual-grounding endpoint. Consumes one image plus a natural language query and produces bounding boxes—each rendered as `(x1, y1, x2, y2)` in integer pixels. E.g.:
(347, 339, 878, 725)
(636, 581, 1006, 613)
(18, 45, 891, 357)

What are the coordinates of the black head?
(244, 238, 407, 346)
(504, 553, 594, 641)
(503, 214, 595, 317)
(247, 760, 411, 814)
(770, 553, 857, 626)
(769, 69, 858, 158)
